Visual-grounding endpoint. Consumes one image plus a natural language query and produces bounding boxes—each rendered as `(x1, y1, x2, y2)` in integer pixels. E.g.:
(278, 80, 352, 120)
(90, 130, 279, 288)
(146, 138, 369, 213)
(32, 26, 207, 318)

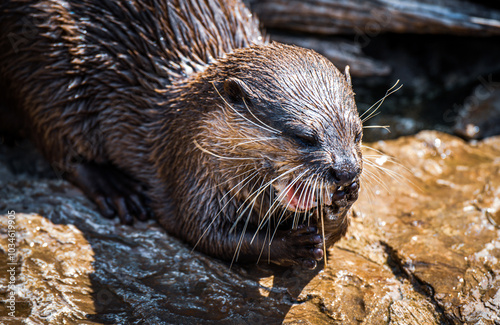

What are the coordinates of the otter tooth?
(324, 192, 332, 206)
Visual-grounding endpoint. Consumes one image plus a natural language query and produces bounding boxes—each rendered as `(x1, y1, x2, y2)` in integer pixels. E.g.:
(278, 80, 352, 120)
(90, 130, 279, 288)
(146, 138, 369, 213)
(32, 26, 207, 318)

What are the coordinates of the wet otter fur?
(0, 0, 362, 269)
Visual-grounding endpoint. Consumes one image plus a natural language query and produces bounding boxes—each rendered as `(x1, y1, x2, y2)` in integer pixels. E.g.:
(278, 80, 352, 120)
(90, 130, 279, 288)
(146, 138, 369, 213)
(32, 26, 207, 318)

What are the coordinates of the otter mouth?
(283, 181, 317, 211)
(274, 180, 359, 213)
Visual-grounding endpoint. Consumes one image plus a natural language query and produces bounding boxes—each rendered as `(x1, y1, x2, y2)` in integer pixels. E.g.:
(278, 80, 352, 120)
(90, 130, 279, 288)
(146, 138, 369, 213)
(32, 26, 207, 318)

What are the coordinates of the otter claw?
(272, 225, 324, 268)
(302, 259, 317, 270)
(94, 195, 115, 219)
(66, 162, 151, 224)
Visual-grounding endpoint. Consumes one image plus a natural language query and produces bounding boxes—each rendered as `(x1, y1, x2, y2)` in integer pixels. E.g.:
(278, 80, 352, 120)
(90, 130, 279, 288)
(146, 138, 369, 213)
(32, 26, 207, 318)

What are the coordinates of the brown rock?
(1, 131, 500, 323)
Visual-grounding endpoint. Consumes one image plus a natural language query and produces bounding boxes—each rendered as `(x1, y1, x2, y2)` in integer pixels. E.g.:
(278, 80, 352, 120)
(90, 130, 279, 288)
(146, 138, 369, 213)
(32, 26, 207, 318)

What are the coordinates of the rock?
(353, 131, 500, 323)
(1, 131, 500, 324)
(453, 84, 500, 140)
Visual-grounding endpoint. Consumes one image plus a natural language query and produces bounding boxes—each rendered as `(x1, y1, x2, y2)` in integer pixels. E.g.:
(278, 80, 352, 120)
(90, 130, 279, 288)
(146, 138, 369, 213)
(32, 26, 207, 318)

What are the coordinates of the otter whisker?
(362, 145, 415, 182)
(231, 177, 265, 267)
(232, 137, 277, 147)
(252, 170, 306, 244)
(312, 176, 322, 221)
(242, 97, 281, 134)
(363, 159, 410, 184)
(214, 162, 257, 175)
(237, 165, 307, 247)
(211, 82, 280, 135)
(360, 167, 392, 194)
(363, 125, 391, 133)
(291, 175, 308, 229)
(292, 174, 316, 229)
(360, 168, 379, 189)
(221, 169, 260, 203)
(194, 139, 263, 161)
(361, 80, 402, 123)
(256, 180, 271, 264)
(192, 171, 260, 252)
(311, 174, 321, 220)
(266, 169, 309, 225)
(319, 178, 327, 266)
(299, 174, 319, 228)
(361, 145, 399, 159)
(362, 161, 417, 210)
(358, 169, 380, 212)
(317, 178, 322, 227)
(223, 136, 275, 142)
(363, 155, 414, 176)
(361, 144, 385, 153)
(266, 169, 310, 244)
(215, 166, 255, 188)
(230, 176, 265, 233)
(238, 164, 304, 215)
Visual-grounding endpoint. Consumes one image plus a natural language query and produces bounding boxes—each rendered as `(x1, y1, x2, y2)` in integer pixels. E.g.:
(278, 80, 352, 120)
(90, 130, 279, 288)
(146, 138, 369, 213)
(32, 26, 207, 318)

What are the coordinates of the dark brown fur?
(0, 0, 362, 268)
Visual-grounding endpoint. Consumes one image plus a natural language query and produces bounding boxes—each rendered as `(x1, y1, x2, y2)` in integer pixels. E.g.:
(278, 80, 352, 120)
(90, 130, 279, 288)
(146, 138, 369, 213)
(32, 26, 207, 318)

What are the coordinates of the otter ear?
(344, 65, 352, 87)
(223, 77, 252, 104)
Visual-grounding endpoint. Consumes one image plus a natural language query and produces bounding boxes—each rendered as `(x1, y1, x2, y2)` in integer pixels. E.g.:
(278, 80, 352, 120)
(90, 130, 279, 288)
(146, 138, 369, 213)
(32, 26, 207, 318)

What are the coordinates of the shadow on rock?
(3, 131, 500, 324)
(0, 141, 320, 324)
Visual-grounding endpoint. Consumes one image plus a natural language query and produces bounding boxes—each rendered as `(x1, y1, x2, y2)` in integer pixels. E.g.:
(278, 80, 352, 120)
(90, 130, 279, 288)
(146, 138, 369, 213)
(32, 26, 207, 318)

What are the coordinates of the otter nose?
(329, 157, 359, 186)
(330, 167, 358, 187)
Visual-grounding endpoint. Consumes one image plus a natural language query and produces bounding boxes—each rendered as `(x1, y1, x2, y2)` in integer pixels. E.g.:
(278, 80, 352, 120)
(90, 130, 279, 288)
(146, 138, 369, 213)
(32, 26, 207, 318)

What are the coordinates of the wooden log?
(247, 0, 500, 36)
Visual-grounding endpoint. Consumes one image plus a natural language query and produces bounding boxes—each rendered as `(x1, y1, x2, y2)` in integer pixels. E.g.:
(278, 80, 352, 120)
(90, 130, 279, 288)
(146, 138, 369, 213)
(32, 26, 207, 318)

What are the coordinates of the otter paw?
(66, 162, 151, 224)
(274, 225, 324, 269)
(331, 181, 359, 206)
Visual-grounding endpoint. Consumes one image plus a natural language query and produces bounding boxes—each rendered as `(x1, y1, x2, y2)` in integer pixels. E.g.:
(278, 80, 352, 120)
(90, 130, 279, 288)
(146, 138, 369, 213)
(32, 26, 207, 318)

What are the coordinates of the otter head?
(198, 42, 362, 223)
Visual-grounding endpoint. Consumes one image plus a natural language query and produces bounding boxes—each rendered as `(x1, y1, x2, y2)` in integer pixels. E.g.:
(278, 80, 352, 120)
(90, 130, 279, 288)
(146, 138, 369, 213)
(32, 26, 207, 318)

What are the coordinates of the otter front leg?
(268, 225, 324, 269)
(65, 162, 151, 224)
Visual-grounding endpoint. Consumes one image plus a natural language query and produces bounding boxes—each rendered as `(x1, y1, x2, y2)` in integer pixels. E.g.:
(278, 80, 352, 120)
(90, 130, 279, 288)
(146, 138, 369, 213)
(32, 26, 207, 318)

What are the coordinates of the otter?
(0, 0, 362, 269)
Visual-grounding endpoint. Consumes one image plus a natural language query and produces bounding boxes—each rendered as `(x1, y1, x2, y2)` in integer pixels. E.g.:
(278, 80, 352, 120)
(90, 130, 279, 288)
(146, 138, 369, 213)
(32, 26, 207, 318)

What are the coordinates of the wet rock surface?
(1, 131, 500, 324)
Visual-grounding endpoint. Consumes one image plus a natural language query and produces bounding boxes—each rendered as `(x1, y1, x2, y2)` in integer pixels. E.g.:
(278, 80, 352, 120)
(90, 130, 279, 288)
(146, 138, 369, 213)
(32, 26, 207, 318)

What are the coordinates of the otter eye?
(294, 133, 318, 147)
